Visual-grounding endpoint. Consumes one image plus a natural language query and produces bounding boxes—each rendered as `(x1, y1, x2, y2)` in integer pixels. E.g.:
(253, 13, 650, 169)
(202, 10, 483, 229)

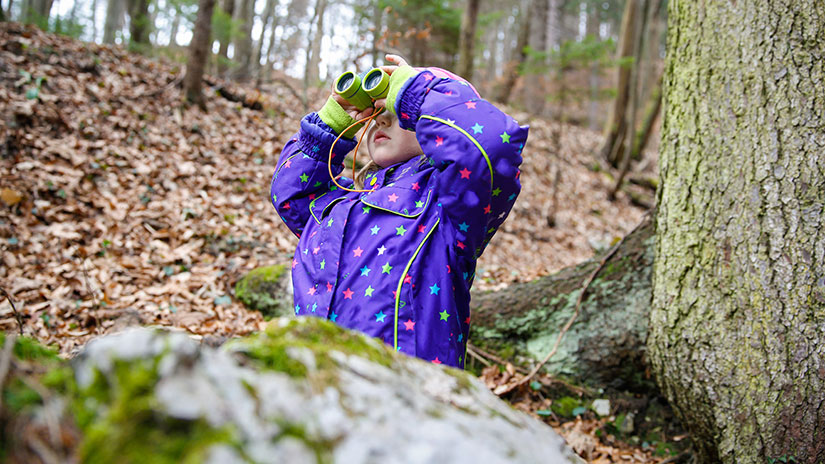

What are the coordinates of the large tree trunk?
(648, 1, 825, 463)
(184, 0, 217, 108)
(470, 213, 655, 390)
(523, 0, 548, 115)
(456, 0, 480, 82)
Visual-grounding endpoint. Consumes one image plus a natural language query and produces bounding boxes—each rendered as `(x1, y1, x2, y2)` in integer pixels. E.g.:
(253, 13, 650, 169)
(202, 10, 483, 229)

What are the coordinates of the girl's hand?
(373, 54, 411, 111)
(332, 91, 376, 121)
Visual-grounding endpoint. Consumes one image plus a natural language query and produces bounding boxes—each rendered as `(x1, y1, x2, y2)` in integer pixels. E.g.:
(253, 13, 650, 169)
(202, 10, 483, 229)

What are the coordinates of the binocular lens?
(336, 73, 355, 92)
(363, 71, 382, 91)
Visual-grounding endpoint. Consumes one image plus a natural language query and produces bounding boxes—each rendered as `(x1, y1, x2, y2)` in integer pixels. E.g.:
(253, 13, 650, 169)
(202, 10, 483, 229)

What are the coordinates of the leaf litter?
(0, 23, 672, 462)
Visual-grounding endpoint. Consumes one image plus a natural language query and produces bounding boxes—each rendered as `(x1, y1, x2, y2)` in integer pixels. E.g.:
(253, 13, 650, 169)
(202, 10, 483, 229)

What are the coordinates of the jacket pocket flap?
(361, 186, 432, 217)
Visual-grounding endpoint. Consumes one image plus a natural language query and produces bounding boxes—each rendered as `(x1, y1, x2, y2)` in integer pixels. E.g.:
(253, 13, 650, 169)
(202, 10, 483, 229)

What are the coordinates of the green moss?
(0, 332, 61, 363)
(73, 355, 239, 463)
(234, 264, 291, 318)
(551, 396, 583, 418)
(228, 318, 396, 381)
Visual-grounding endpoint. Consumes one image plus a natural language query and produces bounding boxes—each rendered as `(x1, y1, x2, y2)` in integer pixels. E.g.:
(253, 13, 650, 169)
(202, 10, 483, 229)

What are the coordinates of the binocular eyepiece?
(334, 68, 390, 111)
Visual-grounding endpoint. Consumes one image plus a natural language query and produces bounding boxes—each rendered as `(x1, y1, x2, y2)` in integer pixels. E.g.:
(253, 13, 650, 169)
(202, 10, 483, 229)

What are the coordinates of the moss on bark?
(649, 1, 825, 462)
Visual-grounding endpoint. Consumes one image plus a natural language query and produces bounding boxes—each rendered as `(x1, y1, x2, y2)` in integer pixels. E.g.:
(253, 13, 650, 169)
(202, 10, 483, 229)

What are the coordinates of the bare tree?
(184, 0, 217, 107)
(126, 0, 151, 50)
(303, 0, 326, 88)
(457, 0, 481, 80)
(493, 0, 530, 104)
(103, 0, 125, 43)
(232, 0, 254, 79)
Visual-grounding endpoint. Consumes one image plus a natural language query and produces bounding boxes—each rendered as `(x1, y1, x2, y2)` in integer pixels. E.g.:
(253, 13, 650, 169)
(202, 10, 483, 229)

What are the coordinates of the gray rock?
(73, 318, 584, 464)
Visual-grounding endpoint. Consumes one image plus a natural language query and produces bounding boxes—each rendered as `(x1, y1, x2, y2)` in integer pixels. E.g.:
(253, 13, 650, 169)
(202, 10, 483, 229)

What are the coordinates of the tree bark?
(456, 0, 480, 82)
(470, 213, 655, 389)
(184, 0, 217, 108)
(523, 0, 548, 115)
(103, 0, 124, 44)
(649, 1, 825, 462)
(21, 0, 53, 26)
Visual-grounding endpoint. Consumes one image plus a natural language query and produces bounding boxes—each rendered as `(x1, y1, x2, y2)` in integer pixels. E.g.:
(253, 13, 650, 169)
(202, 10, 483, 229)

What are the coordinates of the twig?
(74, 247, 101, 333)
(0, 333, 17, 409)
(467, 343, 527, 373)
(0, 286, 24, 335)
(659, 447, 692, 464)
(510, 212, 652, 392)
(466, 345, 492, 367)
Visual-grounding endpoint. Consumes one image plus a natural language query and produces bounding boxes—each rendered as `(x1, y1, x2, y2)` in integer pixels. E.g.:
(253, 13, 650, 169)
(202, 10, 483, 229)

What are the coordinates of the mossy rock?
(234, 264, 291, 318)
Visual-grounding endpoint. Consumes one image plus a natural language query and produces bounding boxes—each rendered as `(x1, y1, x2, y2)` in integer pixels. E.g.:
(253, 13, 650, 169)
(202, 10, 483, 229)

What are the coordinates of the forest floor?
(0, 23, 679, 463)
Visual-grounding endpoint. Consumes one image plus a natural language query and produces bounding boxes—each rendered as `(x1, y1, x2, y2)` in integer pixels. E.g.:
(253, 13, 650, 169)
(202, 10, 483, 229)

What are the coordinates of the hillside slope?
(0, 22, 651, 354)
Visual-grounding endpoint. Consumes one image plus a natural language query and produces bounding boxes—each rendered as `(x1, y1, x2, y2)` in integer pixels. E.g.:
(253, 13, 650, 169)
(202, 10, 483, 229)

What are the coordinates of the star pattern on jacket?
(270, 68, 528, 370)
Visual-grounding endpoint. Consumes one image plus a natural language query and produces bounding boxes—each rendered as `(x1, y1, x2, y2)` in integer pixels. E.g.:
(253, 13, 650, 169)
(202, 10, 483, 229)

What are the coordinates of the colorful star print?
(271, 67, 527, 370)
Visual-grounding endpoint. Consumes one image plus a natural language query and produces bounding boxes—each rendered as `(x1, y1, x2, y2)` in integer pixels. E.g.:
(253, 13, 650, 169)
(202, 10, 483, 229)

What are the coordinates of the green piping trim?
(276, 154, 298, 176)
(309, 192, 345, 224)
(419, 115, 494, 189)
(361, 189, 432, 218)
(394, 217, 440, 350)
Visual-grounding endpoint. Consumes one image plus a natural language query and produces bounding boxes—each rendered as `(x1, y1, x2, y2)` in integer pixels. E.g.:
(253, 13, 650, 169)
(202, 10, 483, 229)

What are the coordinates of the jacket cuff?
(385, 66, 420, 119)
(299, 112, 356, 165)
(318, 96, 363, 138)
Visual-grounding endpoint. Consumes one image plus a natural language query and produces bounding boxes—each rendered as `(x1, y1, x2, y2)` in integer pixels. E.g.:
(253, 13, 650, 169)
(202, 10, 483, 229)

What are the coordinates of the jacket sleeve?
(390, 67, 529, 260)
(269, 99, 360, 238)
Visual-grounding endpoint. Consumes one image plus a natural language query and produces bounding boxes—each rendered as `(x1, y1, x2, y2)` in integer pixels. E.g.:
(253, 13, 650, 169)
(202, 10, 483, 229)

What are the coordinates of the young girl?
(270, 55, 528, 369)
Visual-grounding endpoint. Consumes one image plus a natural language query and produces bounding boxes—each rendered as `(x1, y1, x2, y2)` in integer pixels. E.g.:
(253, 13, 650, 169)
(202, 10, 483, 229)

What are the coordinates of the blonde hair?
(353, 154, 429, 189)
(354, 160, 380, 189)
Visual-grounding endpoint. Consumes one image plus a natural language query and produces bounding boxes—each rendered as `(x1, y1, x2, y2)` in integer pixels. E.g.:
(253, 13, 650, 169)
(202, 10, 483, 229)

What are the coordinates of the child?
(270, 55, 528, 369)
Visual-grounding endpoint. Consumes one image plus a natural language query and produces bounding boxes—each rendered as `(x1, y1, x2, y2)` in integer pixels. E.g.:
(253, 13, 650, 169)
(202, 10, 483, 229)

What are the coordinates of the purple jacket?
(270, 68, 528, 368)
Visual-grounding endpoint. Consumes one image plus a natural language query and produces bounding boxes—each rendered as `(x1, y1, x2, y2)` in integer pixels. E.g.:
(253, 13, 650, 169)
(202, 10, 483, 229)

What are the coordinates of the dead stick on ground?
(509, 212, 652, 392)
(1, 286, 24, 335)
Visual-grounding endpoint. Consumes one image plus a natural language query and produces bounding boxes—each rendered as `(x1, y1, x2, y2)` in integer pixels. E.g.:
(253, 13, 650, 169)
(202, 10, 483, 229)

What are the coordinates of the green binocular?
(333, 68, 390, 111)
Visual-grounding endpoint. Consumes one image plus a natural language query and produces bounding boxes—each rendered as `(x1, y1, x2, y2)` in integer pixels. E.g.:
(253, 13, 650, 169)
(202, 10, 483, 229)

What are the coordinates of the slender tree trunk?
(231, 0, 253, 80)
(184, 0, 217, 108)
(126, 0, 151, 51)
(216, 0, 235, 75)
(370, 1, 383, 67)
(457, 0, 481, 81)
(252, 0, 275, 81)
(262, 1, 280, 81)
(167, 5, 181, 46)
(103, 0, 124, 43)
(649, 1, 825, 462)
(610, 0, 647, 199)
(586, 3, 600, 130)
(598, 0, 638, 167)
(630, 72, 661, 160)
(90, 0, 98, 41)
(523, 0, 548, 115)
(22, 0, 53, 26)
(494, 0, 530, 104)
(303, 0, 325, 88)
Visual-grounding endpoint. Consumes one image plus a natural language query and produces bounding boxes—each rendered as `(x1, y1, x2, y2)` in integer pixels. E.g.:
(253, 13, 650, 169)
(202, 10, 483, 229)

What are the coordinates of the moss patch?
(73, 355, 239, 464)
(234, 264, 291, 318)
(228, 317, 397, 385)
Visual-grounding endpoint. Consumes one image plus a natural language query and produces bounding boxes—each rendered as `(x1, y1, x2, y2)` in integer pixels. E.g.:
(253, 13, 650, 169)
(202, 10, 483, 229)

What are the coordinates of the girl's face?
(365, 110, 423, 168)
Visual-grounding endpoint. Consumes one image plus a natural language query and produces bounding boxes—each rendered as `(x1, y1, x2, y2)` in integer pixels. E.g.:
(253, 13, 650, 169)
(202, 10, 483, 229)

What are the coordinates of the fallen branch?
(203, 75, 263, 111)
(499, 211, 652, 395)
(1, 286, 23, 335)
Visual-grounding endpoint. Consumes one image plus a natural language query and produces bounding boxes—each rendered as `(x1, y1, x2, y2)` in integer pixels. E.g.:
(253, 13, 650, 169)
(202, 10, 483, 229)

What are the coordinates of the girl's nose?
(374, 110, 392, 127)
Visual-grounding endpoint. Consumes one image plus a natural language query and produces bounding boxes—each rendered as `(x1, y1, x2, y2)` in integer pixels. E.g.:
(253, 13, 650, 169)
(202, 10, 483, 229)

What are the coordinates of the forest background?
(6, 0, 821, 462)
